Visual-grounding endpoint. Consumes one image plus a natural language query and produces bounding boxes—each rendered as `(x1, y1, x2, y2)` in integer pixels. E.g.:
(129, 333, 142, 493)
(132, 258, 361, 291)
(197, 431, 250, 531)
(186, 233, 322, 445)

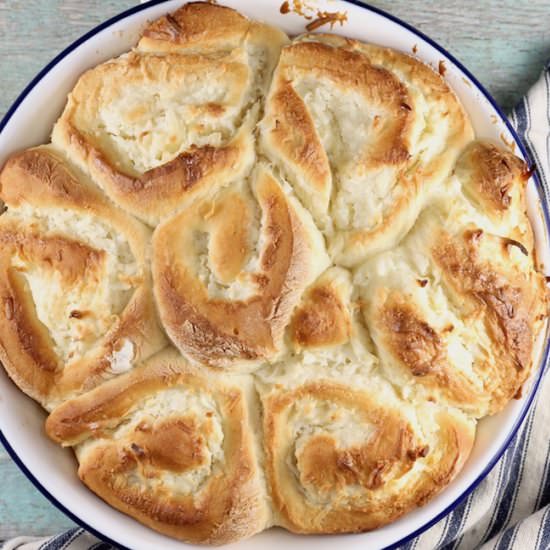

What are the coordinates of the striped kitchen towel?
(2, 64, 550, 550)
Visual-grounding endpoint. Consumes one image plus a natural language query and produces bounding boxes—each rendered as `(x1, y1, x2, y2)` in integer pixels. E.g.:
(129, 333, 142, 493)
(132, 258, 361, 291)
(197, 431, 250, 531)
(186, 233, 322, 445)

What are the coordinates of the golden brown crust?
(152, 165, 328, 369)
(57, 116, 254, 226)
(380, 295, 444, 377)
(262, 381, 475, 533)
(432, 228, 546, 409)
(52, 3, 288, 225)
(260, 33, 474, 266)
(290, 267, 352, 350)
(370, 289, 488, 411)
(140, 2, 250, 52)
(454, 140, 535, 251)
(283, 40, 412, 166)
(267, 80, 331, 198)
(261, 37, 412, 225)
(46, 349, 269, 545)
(457, 140, 528, 213)
(0, 147, 166, 409)
(360, 206, 547, 416)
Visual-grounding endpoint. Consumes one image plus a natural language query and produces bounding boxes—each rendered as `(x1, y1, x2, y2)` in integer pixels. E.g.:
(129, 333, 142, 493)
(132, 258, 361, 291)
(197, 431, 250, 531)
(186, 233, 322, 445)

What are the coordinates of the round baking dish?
(0, 1, 549, 548)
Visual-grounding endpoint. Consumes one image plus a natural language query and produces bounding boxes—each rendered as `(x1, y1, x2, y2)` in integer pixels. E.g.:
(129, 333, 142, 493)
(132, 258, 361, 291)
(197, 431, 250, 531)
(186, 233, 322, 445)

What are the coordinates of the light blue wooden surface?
(0, 0, 549, 541)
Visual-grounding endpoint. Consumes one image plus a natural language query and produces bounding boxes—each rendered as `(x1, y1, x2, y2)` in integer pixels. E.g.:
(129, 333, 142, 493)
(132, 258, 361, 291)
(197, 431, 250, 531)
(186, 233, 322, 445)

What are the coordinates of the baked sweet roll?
(52, 2, 289, 225)
(289, 266, 353, 351)
(0, 147, 166, 409)
(451, 140, 535, 245)
(358, 141, 547, 417)
(46, 348, 269, 544)
(258, 372, 475, 533)
(277, 265, 378, 381)
(260, 33, 473, 266)
(152, 163, 329, 369)
(256, 264, 475, 532)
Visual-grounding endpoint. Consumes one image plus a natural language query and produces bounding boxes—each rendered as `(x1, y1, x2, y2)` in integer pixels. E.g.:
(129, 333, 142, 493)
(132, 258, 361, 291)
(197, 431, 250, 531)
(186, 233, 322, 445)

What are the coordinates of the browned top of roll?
(152, 164, 329, 369)
(52, 2, 288, 225)
(262, 380, 475, 533)
(46, 348, 269, 545)
(0, 147, 165, 409)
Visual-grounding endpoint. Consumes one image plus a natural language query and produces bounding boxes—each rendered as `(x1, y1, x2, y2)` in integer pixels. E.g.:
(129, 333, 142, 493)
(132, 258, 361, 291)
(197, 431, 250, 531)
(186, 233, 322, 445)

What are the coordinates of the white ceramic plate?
(1, 1, 549, 549)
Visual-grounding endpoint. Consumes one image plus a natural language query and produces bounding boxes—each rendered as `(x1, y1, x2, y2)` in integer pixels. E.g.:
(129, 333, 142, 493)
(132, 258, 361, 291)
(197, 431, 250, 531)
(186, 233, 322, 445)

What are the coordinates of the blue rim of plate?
(0, 1, 549, 549)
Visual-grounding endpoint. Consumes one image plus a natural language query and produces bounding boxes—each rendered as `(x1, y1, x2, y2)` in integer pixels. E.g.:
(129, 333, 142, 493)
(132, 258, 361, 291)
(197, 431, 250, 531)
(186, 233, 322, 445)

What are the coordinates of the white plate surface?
(0, 1, 548, 549)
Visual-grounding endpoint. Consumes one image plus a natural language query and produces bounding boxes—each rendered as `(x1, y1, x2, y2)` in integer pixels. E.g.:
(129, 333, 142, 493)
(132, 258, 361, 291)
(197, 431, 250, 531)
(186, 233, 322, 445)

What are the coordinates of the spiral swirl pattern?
(358, 141, 546, 417)
(261, 378, 475, 533)
(152, 163, 329, 369)
(0, 2, 546, 544)
(46, 349, 269, 544)
(0, 147, 165, 410)
(260, 33, 474, 266)
(52, 2, 288, 225)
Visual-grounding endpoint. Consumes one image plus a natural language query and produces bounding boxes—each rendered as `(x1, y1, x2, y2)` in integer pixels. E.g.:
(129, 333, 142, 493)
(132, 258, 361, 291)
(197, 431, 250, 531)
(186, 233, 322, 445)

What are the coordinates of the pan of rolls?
(0, 1, 548, 548)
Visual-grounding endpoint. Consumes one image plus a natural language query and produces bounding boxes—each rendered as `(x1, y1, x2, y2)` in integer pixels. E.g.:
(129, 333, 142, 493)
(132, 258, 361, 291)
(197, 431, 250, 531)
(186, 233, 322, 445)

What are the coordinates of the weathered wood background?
(0, 0, 549, 540)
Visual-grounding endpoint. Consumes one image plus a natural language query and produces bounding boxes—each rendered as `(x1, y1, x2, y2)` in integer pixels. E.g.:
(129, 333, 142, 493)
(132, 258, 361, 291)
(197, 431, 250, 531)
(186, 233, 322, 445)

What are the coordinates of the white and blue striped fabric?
(2, 64, 550, 550)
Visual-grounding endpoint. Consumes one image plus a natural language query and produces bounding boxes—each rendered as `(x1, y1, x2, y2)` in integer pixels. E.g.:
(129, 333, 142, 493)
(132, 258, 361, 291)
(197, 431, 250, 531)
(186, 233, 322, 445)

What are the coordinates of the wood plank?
(0, 449, 74, 538)
(0, 0, 134, 119)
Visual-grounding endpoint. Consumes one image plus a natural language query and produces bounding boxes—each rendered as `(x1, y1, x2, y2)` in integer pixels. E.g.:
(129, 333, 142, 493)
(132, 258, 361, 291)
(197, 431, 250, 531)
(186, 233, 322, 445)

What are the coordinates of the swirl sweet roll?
(152, 163, 329, 369)
(258, 261, 474, 533)
(0, 147, 166, 409)
(259, 373, 475, 533)
(46, 348, 269, 544)
(260, 33, 474, 266)
(358, 140, 547, 417)
(52, 2, 289, 225)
